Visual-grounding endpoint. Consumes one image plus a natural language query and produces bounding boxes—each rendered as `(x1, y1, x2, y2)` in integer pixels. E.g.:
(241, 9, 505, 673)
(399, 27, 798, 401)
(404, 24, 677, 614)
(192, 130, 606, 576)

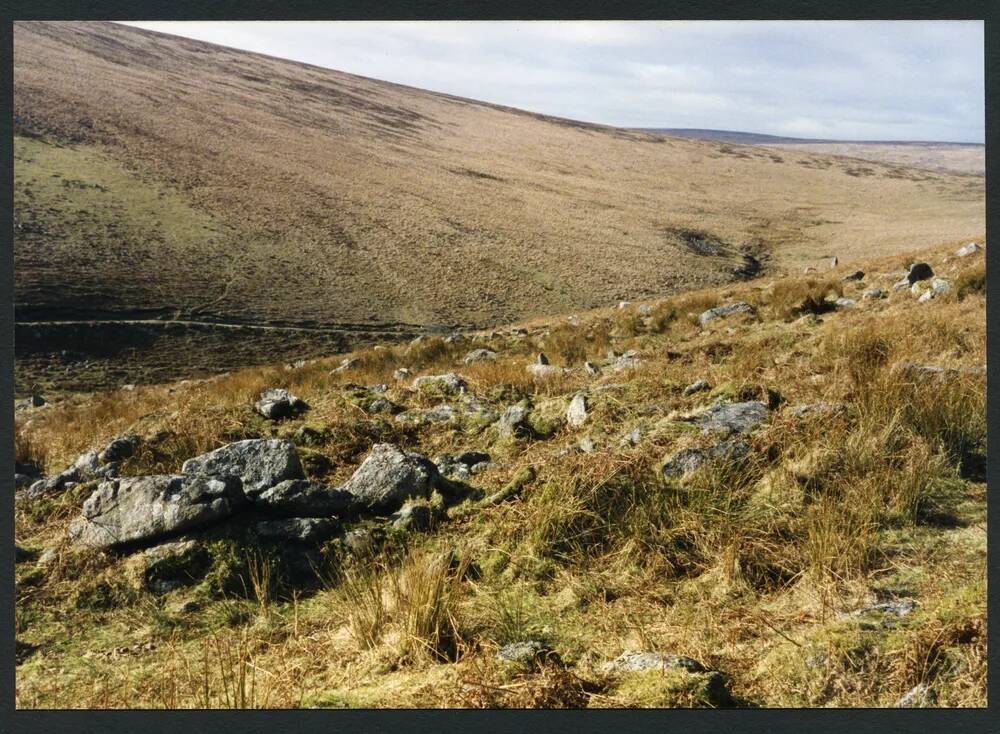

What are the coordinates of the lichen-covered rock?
(684, 401, 771, 436)
(250, 479, 358, 517)
(464, 348, 498, 364)
(69, 474, 245, 549)
(662, 439, 749, 478)
(496, 405, 532, 438)
(255, 388, 308, 420)
(683, 379, 710, 396)
(600, 651, 707, 674)
(698, 302, 754, 326)
(566, 393, 588, 428)
(182, 439, 304, 495)
(496, 640, 550, 666)
(340, 443, 442, 513)
(411, 373, 467, 395)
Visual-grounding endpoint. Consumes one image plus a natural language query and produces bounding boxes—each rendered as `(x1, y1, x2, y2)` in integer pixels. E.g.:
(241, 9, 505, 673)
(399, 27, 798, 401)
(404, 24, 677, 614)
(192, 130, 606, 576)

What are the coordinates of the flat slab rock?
(181, 439, 304, 495)
(341, 443, 443, 513)
(69, 474, 245, 549)
(698, 302, 754, 327)
(684, 401, 771, 435)
(255, 388, 308, 420)
(600, 651, 707, 674)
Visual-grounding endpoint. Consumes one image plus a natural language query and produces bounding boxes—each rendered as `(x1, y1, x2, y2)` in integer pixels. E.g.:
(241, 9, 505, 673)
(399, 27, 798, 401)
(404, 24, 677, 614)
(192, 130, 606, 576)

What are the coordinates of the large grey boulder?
(685, 401, 771, 436)
(698, 302, 754, 327)
(181, 439, 304, 495)
(255, 388, 308, 420)
(662, 440, 749, 478)
(251, 479, 358, 517)
(69, 474, 245, 549)
(340, 443, 442, 513)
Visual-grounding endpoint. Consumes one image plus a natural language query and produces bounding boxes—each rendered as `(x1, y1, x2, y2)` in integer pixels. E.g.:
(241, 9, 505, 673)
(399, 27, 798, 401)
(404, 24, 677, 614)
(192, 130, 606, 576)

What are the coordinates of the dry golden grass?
(14, 239, 986, 709)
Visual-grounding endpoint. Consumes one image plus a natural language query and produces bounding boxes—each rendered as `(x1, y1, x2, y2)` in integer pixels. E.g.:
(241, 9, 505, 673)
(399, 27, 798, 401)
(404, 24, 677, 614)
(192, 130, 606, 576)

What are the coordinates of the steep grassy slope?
(14, 21, 984, 334)
(14, 240, 985, 708)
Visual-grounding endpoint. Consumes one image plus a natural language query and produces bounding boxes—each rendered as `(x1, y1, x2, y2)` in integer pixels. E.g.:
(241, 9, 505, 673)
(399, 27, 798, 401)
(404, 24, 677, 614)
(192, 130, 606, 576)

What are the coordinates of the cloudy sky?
(123, 21, 984, 143)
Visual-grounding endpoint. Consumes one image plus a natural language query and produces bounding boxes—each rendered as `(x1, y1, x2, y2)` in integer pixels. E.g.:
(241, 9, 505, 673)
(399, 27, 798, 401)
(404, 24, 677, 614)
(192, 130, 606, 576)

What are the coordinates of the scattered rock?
(340, 443, 443, 513)
(584, 361, 600, 376)
(464, 348, 498, 364)
(254, 517, 340, 544)
(367, 398, 403, 415)
(411, 373, 467, 395)
(255, 388, 308, 420)
(894, 362, 985, 380)
(662, 439, 749, 478)
(393, 368, 412, 381)
(683, 401, 771, 436)
(251, 479, 357, 517)
(892, 278, 911, 292)
(618, 300, 631, 309)
(69, 474, 245, 549)
(698, 302, 755, 327)
(566, 393, 588, 428)
(390, 503, 433, 532)
(862, 288, 885, 300)
(683, 379, 710, 396)
(497, 640, 551, 667)
(840, 599, 918, 629)
(955, 242, 982, 258)
(613, 350, 642, 372)
(917, 278, 951, 302)
(600, 651, 707, 674)
(182, 439, 304, 495)
(834, 297, 857, 308)
(907, 262, 934, 284)
(527, 363, 564, 379)
(897, 683, 937, 708)
(98, 434, 140, 464)
(638, 304, 653, 315)
(334, 357, 361, 373)
(496, 405, 532, 438)
(536, 352, 550, 366)
(842, 270, 864, 282)
(436, 452, 491, 480)
(830, 256, 838, 268)
(620, 427, 643, 447)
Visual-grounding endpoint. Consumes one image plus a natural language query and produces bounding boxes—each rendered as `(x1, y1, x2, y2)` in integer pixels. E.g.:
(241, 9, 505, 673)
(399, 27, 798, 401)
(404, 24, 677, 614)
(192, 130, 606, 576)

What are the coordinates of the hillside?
(14, 239, 986, 708)
(13, 21, 984, 392)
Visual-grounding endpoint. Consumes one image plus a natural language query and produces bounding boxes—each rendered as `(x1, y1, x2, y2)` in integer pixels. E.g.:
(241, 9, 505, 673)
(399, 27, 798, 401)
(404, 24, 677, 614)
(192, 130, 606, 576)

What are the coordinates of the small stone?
(618, 300, 631, 309)
(497, 640, 549, 666)
(393, 368, 412, 381)
(955, 242, 982, 258)
(255, 388, 308, 420)
(464, 348, 498, 364)
(683, 379, 710, 396)
(613, 350, 642, 372)
(584, 361, 600, 375)
(411, 373, 467, 395)
(842, 270, 864, 282)
(600, 651, 707, 674)
(620, 428, 642, 447)
(834, 297, 857, 308)
(536, 352, 550, 365)
(897, 683, 937, 708)
(698, 302, 755, 327)
(496, 405, 531, 439)
(862, 288, 885, 300)
(566, 393, 588, 428)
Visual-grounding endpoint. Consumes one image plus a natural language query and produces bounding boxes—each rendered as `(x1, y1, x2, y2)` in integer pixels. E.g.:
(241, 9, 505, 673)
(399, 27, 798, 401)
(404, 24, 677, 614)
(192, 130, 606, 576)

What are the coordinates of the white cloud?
(120, 20, 984, 142)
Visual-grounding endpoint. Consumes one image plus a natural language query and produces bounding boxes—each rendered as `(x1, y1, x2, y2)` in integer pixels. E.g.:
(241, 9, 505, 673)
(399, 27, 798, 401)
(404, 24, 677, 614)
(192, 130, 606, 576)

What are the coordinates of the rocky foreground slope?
(14, 240, 986, 708)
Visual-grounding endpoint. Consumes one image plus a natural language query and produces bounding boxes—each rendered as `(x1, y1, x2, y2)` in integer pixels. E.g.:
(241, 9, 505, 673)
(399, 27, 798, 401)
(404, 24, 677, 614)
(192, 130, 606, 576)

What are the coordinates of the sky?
(123, 21, 984, 143)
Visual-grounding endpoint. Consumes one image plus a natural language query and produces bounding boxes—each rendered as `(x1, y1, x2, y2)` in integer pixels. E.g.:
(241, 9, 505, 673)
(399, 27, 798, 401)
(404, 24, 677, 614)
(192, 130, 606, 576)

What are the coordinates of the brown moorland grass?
(13, 21, 984, 339)
(13, 240, 985, 709)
